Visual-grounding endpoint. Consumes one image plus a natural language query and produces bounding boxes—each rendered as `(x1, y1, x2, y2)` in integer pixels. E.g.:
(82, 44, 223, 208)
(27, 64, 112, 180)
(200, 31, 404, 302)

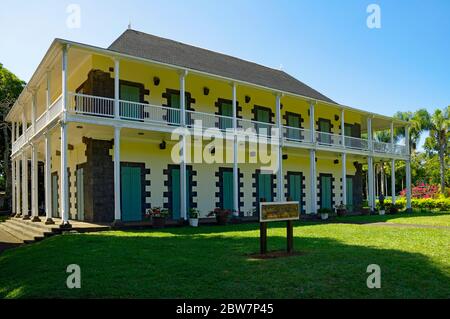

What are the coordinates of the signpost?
(259, 201, 300, 255)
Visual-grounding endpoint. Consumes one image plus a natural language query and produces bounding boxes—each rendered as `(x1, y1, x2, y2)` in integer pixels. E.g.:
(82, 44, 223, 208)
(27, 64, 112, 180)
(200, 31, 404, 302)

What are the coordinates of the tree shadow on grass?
(0, 226, 449, 299)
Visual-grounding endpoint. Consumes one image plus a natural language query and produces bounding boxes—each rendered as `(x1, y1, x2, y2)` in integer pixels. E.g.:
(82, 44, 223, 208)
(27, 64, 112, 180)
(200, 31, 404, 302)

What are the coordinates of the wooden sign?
(259, 201, 300, 222)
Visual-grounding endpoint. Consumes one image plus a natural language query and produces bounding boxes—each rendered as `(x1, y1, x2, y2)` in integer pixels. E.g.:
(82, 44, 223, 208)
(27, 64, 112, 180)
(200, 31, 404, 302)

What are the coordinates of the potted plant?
(318, 208, 333, 220)
(189, 208, 200, 227)
(208, 208, 231, 225)
(149, 207, 169, 228)
(335, 203, 347, 217)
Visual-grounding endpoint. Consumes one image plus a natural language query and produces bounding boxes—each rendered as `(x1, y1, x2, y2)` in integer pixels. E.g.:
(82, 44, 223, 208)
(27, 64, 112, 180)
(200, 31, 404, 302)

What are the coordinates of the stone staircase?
(0, 218, 60, 244)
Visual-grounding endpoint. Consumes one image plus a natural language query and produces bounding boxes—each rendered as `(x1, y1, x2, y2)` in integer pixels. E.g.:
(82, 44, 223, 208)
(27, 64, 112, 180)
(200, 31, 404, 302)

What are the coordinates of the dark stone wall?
(78, 69, 114, 98)
(82, 137, 114, 223)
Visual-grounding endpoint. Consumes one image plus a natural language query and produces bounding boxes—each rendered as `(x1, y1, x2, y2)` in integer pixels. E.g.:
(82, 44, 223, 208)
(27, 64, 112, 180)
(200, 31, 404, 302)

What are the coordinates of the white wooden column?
(31, 92, 37, 134)
(21, 111, 27, 140)
(60, 123, 70, 227)
(31, 143, 40, 222)
(406, 160, 412, 211)
(368, 156, 375, 211)
(341, 108, 345, 147)
(179, 71, 187, 220)
(275, 93, 284, 202)
(232, 82, 239, 214)
(309, 101, 317, 213)
(61, 45, 68, 113)
(11, 158, 16, 215)
(309, 101, 316, 143)
(44, 131, 54, 224)
(114, 127, 121, 222)
(367, 116, 373, 151)
(46, 70, 51, 110)
(391, 159, 396, 205)
(310, 149, 317, 214)
(22, 149, 29, 219)
(15, 157, 21, 217)
(114, 58, 120, 118)
(12, 122, 15, 143)
(342, 153, 347, 206)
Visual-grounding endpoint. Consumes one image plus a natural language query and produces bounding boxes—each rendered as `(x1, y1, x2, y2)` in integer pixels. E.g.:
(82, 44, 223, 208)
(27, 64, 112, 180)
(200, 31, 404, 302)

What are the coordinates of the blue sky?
(0, 0, 448, 147)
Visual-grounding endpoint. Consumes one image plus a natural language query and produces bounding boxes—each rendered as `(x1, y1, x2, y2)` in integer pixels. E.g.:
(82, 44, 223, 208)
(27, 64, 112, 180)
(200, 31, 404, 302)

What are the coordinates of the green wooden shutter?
(121, 166, 143, 222)
(287, 114, 301, 140)
(219, 103, 233, 130)
(256, 108, 271, 135)
(51, 175, 58, 217)
(170, 167, 191, 219)
(168, 94, 181, 124)
(120, 85, 141, 119)
(288, 173, 303, 213)
(346, 177, 353, 211)
(171, 168, 181, 219)
(319, 120, 331, 144)
(222, 170, 234, 210)
(76, 168, 84, 221)
(321, 175, 332, 209)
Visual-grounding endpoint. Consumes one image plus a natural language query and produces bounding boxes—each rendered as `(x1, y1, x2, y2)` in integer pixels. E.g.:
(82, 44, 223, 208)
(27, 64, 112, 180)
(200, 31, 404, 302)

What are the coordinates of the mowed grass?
(0, 214, 449, 299)
(339, 211, 450, 227)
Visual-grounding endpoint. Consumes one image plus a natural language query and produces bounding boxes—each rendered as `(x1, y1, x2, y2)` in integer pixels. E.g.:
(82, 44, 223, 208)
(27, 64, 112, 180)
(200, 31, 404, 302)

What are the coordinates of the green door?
(258, 173, 273, 203)
(120, 84, 141, 119)
(222, 170, 234, 210)
(319, 119, 331, 144)
(170, 167, 191, 220)
(219, 102, 233, 130)
(51, 174, 59, 217)
(76, 168, 84, 220)
(288, 173, 303, 213)
(121, 166, 143, 222)
(320, 175, 332, 209)
(346, 176, 354, 212)
(168, 94, 181, 125)
(287, 114, 301, 140)
(255, 108, 271, 136)
(344, 124, 353, 147)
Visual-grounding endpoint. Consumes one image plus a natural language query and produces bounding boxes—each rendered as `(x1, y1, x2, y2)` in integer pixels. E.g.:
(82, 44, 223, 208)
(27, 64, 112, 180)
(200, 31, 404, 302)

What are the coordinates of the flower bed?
(376, 197, 450, 211)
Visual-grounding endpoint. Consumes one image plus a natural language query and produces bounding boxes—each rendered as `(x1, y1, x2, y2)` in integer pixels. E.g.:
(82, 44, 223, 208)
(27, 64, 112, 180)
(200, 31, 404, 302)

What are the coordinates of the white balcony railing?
(283, 126, 311, 143)
(315, 131, 342, 148)
(61, 92, 408, 156)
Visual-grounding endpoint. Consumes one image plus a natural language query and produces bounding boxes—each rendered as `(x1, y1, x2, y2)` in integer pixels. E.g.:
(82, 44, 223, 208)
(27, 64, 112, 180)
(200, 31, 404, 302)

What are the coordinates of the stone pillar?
(60, 123, 71, 228)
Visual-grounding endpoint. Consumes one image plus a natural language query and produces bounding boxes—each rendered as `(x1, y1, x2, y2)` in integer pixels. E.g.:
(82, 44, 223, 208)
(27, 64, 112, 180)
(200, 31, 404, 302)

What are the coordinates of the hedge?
(376, 198, 450, 211)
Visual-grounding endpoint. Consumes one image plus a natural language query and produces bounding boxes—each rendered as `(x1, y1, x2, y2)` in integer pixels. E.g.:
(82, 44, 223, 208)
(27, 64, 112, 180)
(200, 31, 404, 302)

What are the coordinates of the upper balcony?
(7, 39, 410, 159)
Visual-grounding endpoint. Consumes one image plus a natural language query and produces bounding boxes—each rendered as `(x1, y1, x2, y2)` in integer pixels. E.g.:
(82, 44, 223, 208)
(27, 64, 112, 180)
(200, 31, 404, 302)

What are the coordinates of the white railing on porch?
(283, 126, 312, 143)
(62, 92, 409, 156)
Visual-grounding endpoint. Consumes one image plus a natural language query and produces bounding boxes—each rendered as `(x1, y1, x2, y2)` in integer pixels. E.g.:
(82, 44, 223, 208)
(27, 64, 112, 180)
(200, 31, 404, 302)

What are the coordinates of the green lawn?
(0, 214, 449, 299)
(339, 210, 450, 227)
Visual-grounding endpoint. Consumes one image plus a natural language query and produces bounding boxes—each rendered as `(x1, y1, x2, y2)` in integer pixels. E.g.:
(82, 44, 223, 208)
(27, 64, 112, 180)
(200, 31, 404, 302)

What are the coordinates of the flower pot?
(152, 216, 166, 228)
(189, 218, 199, 227)
(320, 213, 329, 220)
(379, 210, 385, 215)
(337, 209, 347, 217)
(216, 214, 228, 225)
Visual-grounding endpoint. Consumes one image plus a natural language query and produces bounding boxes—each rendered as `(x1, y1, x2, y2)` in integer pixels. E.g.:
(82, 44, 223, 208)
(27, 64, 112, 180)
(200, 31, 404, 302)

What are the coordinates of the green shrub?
(376, 198, 450, 211)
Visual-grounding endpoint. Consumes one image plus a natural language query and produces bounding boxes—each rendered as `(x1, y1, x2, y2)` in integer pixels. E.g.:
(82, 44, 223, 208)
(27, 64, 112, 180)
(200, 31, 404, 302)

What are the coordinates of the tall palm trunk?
(439, 143, 446, 193)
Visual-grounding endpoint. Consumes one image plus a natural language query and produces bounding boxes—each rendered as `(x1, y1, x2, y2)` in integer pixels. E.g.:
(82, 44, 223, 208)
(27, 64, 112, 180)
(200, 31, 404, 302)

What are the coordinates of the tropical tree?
(423, 106, 450, 193)
(393, 109, 431, 153)
(0, 63, 26, 209)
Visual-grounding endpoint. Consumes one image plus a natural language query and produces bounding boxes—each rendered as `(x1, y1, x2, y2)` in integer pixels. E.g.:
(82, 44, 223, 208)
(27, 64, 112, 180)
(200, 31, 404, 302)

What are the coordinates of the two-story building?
(6, 29, 412, 227)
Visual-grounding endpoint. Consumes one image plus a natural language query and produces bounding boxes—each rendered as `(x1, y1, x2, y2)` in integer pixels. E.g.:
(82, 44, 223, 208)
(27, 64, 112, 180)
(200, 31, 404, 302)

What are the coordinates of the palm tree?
(393, 109, 431, 154)
(425, 106, 449, 193)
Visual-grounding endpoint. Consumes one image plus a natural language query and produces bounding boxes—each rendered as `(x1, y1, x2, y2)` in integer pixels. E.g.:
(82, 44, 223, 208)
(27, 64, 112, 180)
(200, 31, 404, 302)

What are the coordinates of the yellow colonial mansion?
(5, 29, 412, 227)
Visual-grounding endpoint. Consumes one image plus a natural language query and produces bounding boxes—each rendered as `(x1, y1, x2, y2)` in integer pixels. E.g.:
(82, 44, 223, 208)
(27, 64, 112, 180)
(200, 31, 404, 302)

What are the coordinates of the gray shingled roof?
(108, 29, 336, 103)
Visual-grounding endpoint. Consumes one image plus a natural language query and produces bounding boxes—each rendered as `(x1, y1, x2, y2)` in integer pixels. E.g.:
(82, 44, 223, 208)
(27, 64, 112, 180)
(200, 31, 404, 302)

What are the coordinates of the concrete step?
(7, 218, 56, 234)
(0, 223, 35, 244)
(1, 220, 46, 242)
